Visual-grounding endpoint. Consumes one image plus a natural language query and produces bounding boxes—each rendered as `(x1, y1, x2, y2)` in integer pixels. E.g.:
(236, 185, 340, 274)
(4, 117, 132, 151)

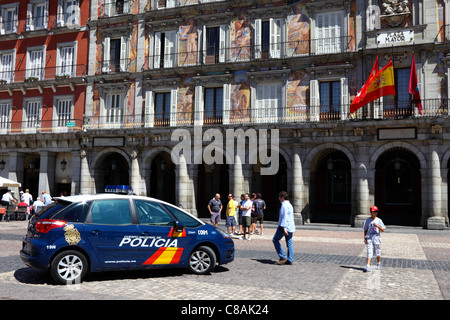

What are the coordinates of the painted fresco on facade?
(286, 2, 310, 57)
(230, 71, 250, 123)
(230, 14, 251, 62)
(286, 69, 309, 119)
(179, 19, 198, 67)
(177, 79, 195, 126)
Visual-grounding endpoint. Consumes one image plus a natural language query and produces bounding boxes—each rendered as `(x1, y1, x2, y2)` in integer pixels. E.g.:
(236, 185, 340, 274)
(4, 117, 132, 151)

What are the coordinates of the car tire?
(50, 250, 88, 285)
(188, 246, 216, 275)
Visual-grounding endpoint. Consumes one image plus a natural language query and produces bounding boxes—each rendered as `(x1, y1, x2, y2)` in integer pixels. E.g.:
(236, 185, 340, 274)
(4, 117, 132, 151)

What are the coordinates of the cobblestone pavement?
(1, 220, 449, 301)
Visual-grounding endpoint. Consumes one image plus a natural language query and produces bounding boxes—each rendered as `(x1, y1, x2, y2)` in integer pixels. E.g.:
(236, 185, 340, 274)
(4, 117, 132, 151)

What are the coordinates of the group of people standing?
(207, 190, 296, 266)
(1, 189, 53, 220)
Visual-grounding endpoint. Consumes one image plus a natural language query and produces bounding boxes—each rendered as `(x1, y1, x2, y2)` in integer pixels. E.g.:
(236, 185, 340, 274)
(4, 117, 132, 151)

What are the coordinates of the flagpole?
(392, 44, 397, 116)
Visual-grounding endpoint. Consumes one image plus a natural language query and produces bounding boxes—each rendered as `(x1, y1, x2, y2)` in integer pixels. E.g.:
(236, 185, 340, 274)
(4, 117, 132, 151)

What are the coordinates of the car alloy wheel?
(188, 246, 216, 275)
(50, 250, 88, 285)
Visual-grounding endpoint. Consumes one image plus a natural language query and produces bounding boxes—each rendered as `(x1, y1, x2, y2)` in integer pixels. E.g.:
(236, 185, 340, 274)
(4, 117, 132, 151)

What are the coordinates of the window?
(27, 48, 45, 80)
(154, 31, 176, 69)
(27, 1, 48, 31)
(316, 11, 344, 54)
(0, 101, 11, 131)
(154, 92, 171, 127)
(104, 0, 130, 17)
(90, 199, 131, 225)
(25, 100, 41, 129)
(203, 25, 226, 64)
(135, 200, 174, 226)
(255, 19, 282, 59)
(1, 4, 18, 34)
(56, 98, 72, 127)
(164, 204, 202, 228)
(157, 0, 176, 10)
(0, 51, 14, 83)
(105, 93, 124, 125)
(57, 0, 80, 27)
(204, 87, 223, 124)
(383, 68, 411, 117)
(319, 81, 341, 120)
(103, 36, 129, 73)
(256, 83, 281, 123)
(57, 44, 76, 77)
(52, 201, 90, 223)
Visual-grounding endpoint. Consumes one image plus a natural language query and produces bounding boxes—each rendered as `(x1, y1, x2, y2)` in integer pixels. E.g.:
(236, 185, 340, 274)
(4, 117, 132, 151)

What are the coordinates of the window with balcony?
(316, 11, 344, 54)
(0, 4, 18, 34)
(103, 36, 129, 73)
(256, 83, 281, 123)
(203, 25, 226, 64)
(57, 43, 76, 78)
(154, 92, 171, 127)
(0, 100, 11, 132)
(57, 0, 80, 27)
(104, 0, 130, 17)
(255, 19, 282, 59)
(319, 81, 341, 121)
(55, 97, 73, 128)
(24, 99, 42, 130)
(26, 1, 49, 31)
(26, 47, 45, 81)
(0, 51, 14, 83)
(204, 87, 223, 124)
(156, 0, 176, 10)
(154, 31, 176, 69)
(105, 93, 124, 125)
(383, 68, 411, 118)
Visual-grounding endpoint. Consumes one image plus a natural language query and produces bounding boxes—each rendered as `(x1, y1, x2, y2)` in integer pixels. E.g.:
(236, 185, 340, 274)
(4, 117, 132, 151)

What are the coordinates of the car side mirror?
(175, 220, 184, 233)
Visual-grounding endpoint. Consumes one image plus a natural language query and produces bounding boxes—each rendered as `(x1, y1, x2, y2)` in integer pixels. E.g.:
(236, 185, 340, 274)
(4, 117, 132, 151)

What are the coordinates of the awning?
(0, 177, 21, 188)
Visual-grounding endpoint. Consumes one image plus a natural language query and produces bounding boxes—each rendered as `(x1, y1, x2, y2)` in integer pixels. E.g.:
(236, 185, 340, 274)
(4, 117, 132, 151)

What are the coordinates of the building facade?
(1, 0, 449, 229)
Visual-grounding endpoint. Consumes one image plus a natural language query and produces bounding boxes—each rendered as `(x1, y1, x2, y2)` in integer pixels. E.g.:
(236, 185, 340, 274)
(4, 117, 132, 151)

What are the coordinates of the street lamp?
(60, 159, 67, 171)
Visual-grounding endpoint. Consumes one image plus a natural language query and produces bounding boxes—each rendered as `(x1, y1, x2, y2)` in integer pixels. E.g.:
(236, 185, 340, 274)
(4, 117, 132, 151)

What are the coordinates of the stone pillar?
(130, 148, 143, 196)
(176, 153, 189, 210)
(71, 150, 81, 195)
(291, 147, 303, 225)
(354, 143, 371, 228)
(38, 151, 56, 197)
(232, 153, 244, 198)
(7, 152, 25, 195)
(79, 146, 91, 195)
(427, 143, 445, 229)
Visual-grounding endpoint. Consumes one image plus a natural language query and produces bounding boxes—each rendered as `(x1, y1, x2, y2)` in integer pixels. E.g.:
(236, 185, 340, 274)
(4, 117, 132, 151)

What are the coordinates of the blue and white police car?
(20, 194, 234, 284)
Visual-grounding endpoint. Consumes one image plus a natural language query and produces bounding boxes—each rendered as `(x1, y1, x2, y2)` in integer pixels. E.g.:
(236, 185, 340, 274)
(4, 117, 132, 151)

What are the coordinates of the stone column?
(354, 142, 371, 228)
(130, 148, 144, 196)
(291, 147, 303, 225)
(7, 152, 25, 195)
(79, 146, 91, 195)
(427, 142, 445, 229)
(71, 150, 81, 195)
(176, 153, 189, 210)
(38, 152, 56, 197)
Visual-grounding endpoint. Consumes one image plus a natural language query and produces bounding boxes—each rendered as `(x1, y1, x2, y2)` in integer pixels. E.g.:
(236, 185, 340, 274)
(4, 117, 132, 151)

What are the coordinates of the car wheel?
(50, 250, 88, 285)
(188, 246, 216, 275)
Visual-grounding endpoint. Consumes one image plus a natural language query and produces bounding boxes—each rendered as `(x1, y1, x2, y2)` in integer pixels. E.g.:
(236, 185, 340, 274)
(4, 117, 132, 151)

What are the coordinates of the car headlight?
(216, 227, 231, 239)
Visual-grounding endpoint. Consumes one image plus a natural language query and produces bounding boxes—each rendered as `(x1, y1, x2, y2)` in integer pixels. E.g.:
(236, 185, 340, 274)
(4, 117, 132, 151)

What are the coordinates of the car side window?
(90, 199, 131, 225)
(135, 200, 174, 226)
(164, 204, 202, 228)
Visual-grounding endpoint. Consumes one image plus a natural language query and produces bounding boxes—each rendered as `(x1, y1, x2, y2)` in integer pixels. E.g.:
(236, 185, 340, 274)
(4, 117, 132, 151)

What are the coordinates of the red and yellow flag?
(350, 59, 395, 113)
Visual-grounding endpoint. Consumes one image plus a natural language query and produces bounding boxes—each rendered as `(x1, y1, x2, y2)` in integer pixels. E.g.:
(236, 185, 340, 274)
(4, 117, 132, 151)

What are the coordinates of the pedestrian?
(236, 194, 245, 235)
(1, 189, 17, 211)
(240, 193, 253, 240)
(32, 197, 44, 214)
(21, 189, 33, 206)
(251, 193, 266, 235)
(273, 191, 295, 265)
(226, 193, 236, 235)
(363, 205, 386, 272)
(207, 193, 222, 227)
(41, 190, 52, 206)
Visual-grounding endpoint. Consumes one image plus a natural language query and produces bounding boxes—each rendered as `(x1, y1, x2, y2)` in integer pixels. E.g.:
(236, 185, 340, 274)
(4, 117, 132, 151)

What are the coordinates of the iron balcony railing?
(0, 118, 83, 135)
(81, 99, 449, 131)
(145, 36, 354, 69)
(0, 64, 87, 84)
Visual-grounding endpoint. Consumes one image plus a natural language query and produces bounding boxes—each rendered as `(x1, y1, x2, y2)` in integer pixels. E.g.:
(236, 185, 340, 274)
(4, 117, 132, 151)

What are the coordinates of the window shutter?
(154, 32, 161, 69)
(270, 19, 281, 58)
(222, 83, 230, 125)
(340, 77, 348, 120)
(202, 25, 207, 64)
(103, 37, 110, 73)
(170, 89, 177, 126)
(27, 3, 34, 31)
(145, 90, 154, 127)
(164, 31, 175, 68)
(310, 79, 319, 121)
(219, 24, 226, 63)
(194, 85, 204, 126)
(120, 35, 128, 72)
(254, 19, 261, 59)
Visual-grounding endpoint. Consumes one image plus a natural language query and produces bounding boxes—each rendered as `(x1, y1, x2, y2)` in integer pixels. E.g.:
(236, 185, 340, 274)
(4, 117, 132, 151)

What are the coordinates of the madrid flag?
(409, 55, 423, 115)
(350, 59, 395, 113)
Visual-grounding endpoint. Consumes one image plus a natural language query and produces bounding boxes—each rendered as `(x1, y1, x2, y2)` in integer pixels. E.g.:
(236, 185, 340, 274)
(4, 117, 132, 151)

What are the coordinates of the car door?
(84, 199, 140, 268)
(134, 199, 189, 266)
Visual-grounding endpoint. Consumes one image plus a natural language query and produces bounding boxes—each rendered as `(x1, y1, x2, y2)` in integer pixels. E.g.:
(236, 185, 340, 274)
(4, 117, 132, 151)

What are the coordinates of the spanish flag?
(350, 59, 395, 113)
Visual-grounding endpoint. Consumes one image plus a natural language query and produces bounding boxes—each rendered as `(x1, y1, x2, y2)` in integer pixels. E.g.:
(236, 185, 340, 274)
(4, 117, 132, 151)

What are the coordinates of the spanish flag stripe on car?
(142, 247, 184, 265)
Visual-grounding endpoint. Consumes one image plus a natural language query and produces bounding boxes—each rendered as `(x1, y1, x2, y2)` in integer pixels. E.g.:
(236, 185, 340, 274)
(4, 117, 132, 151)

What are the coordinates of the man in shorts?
(208, 193, 222, 227)
(226, 194, 236, 235)
(251, 193, 266, 235)
(240, 193, 253, 240)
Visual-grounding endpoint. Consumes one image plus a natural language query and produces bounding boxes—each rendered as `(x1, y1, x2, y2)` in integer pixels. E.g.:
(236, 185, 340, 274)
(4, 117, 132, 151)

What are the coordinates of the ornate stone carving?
(379, 0, 410, 27)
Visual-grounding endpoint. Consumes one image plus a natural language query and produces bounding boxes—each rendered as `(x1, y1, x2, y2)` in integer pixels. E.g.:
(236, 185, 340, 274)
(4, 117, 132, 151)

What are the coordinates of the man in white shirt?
(1, 190, 17, 208)
(21, 189, 33, 206)
(240, 193, 253, 240)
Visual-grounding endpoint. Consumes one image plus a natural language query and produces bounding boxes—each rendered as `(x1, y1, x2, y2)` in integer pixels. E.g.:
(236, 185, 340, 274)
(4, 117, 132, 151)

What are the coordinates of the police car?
(20, 194, 234, 285)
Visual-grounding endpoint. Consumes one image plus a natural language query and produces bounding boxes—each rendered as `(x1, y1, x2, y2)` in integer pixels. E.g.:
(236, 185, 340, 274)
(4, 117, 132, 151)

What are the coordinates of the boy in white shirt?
(363, 206, 386, 272)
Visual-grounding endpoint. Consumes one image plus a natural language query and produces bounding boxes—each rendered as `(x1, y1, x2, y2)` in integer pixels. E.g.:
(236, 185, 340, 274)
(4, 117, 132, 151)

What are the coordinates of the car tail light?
(35, 220, 66, 233)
